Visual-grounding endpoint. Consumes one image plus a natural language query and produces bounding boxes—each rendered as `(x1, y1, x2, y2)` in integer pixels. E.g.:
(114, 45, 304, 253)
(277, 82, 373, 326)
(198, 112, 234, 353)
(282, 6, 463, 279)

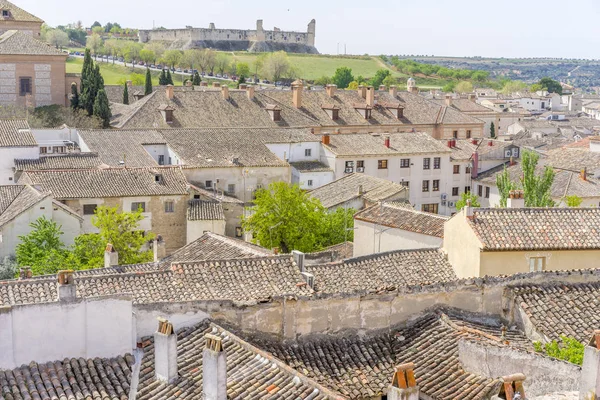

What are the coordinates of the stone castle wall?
(139, 19, 317, 53)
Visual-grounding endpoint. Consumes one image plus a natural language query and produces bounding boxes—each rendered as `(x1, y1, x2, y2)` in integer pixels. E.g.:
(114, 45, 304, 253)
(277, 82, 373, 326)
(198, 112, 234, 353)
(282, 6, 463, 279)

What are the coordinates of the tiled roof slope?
(0, 119, 35, 147)
(433, 98, 495, 114)
(250, 312, 529, 399)
(324, 131, 451, 156)
(449, 138, 517, 161)
(0, 0, 43, 22)
(14, 153, 104, 171)
(78, 129, 164, 167)
(546, 147, 600, 173)
(468, 208, 600, 251)
(0, 30, 66, 56)
(187, 200, 224, 221)
(0, 355, 134, 400)
(305, 249, 456, 294)
(136, 321, 330, 400)
(0, 185, 48, 227)
(18, 167, 189, 198)
(0, 277, 57, 306)
(511, 282, 600, 342)
(76, 255, 311, 304)
(355, 203, 448, 238)
(289, 160, 332, 172)
(104, 84, 146, 104)
(160, 232, 271, 266)
(113, 87, 317, 129)
(309, 173, 407, 208)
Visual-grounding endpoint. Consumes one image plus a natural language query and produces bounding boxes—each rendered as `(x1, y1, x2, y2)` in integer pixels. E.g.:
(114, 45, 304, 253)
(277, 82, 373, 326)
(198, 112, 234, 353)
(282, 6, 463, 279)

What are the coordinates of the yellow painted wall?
(442, 209, 482, 278)
(480, 249, 600, 276)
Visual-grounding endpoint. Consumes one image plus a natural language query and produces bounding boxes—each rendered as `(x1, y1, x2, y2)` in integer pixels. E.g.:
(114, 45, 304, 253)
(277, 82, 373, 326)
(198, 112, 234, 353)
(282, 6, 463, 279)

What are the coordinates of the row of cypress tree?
(70, 49, 111, 128)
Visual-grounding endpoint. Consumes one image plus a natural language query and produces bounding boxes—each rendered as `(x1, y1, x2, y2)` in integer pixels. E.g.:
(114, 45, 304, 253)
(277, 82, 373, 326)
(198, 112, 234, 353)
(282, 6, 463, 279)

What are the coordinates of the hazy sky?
(17, 0, 600, 59)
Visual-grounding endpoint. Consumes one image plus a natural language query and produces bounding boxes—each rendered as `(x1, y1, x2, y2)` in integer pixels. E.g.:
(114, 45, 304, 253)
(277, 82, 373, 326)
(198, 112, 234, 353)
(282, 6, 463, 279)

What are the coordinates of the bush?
(534, 336, 584, 365)
(0, 256, 17, 280)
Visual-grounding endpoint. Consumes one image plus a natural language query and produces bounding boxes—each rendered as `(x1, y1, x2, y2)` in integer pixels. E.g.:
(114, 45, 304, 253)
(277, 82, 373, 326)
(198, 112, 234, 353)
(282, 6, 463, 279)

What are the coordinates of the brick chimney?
(366, 86, 375, 107)
(471, 138, 478, 145)
(389, 85, 397, 97)
(212, 82, 220, 88)
(507, 190, 524, 208)
(410, 86, 419, 94)
(221, 85, 229, 100)
(326, 84, 337, 97)
(388, 363, 419, 400)
(580, 330, 600, 399)
(379, 85, 386, 91)
(321, 134, 330, 145)
(57, 270, 76, 301)
(155, 318, 178, 383)
(581, 167, 588, 181)
(464, 199, 474, 220)
(384, 135, 390, 148)
(203, 332, 227, 400)
(468, 93, 476, 102)
(239, 84, 247, 90)
(292, 79, 303, 108)
(104, 243, 118, 268)
(358, 85, 366, 99)
(500, 374, 526, 400)
(445, 94, 453, 106)
(471, 152, 479, 179)
(246, 85, 255, 100)
(488, 140, 493, 146)
(165, 85, 174, 100)
(19, 267, 32, 280)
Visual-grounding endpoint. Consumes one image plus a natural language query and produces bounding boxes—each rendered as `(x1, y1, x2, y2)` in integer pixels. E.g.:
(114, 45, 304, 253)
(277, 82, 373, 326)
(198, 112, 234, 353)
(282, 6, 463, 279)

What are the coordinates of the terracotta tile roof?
(78, 129, 164, 167)
(289, 160, 332, 172)
(249, 312, 529, 399)
(305, 249, 456, 294)
(546, 147, 600, 173)
(355, 203, 448, 238)
(0, 1, 43, 22)
(14, 153, 104, 171)
(0, 277, 56, 306)
(433, 98, 495, 114)
(18, 167, 189, 199)
(510, 282, 600, 342)
(324, 131, 451, 157)
(0, 30, 66, 56)
(160, 232, 271, 266)
(0, 185, 48, 228)
(112, 87, 317, 129)
(449, 138, 518, 161)
(309, 173, 408, 209)
(0, 119, 35, 147)
(187, 200, 224, 221)
(467, 208, 600, 251)
(309, 241, 354, 260)
(76, 255, 311, 304)
(104, 84, 146, 104)
(135, 321, 331, 400)
(0, 355, 134, 400)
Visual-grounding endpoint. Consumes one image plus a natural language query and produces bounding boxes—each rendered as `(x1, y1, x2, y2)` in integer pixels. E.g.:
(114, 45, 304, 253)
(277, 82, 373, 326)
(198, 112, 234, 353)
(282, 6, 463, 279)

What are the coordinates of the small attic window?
(353, 104, 372, 120)
(322, 105, 340, 121)
(154, 173, 164, 183)
(2, 10, 9, 17)
(265, 104, 282, 122)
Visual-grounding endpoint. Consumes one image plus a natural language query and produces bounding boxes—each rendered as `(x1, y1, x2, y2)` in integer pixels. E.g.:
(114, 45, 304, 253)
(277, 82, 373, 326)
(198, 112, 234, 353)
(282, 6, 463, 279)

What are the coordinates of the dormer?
(158, 104, 175, 124)
(379, 102, 404, 119)
(321, 104, 340, 121)
(265, 104, 282, 121)
(153, 172, 164, 184)
(353, 103, 372, 119)
(133, 91, 145, 101)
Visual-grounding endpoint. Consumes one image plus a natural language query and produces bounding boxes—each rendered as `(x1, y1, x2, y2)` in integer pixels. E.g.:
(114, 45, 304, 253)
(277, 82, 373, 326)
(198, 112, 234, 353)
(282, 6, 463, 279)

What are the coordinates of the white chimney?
(203, 332, 227, 400)
(57, 270, 76, 301)
(388, 363, 419, 400)
(464, 199, 474, 220)
(507, 190, 525, 208)
(154, 318, 178, 383)
(292, 250, 305, 272)
(580, 330, 600, 399)
(104, 243, 118, 268)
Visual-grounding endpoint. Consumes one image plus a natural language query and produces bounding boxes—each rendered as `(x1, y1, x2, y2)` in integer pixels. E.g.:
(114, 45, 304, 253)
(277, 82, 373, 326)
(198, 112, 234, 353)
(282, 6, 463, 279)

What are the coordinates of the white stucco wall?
(32, 127, 80, 148)
(0, 146, 38, 184)
(292, 170, 334, 189)
(353, 219, 443, 257)
(0, 296, 133, 369)
(51, 203, 82, 246)
(187, 219, 226, 244)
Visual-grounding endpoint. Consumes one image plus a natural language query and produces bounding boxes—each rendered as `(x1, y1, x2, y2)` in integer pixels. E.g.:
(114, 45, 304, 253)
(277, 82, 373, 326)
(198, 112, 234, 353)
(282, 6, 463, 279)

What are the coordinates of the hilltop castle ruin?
(138, 19, 317, 53)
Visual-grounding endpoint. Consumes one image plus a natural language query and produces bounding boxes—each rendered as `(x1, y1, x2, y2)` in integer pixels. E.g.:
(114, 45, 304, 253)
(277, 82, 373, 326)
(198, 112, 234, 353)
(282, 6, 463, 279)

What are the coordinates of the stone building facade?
(138, 19, 317, 53)
(0, 0, 43, 37)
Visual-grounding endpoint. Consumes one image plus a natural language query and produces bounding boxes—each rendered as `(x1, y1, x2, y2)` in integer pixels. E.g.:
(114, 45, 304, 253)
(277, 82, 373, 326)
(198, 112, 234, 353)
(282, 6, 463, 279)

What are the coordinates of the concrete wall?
(353, 219, 442, 257)
(458, 339, 580, 396)
(0, 295, 133, 369)
(187, 218, 226, 244)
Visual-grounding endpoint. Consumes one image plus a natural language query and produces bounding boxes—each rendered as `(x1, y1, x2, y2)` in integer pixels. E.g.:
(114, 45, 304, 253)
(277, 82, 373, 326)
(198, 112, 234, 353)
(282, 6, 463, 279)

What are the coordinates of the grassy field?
(67, 57, 166, 85)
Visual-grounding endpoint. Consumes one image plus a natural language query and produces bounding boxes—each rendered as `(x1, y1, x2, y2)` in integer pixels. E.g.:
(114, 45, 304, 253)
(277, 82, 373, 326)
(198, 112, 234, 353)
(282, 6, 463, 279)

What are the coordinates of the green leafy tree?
(80, 61, 105, 116)
(454, 81, 473, 94)
(565, 195, 583, 207)
(501, 80, 526, 95)
(236, 62, 250, 79)
(139, 49, 155, 65)
(382, 75, 396, 88)
(490, 122, 495, 138)
(331, 67, 354, 89)
(521, 150, 555, 207)
(73, 206, 154, 269)
(529, 83, 544, 93)
(192, 71, 201, 85)
(442, 82, 456, 93)
(86, 33, 103, 59)
(15, 217, 73, 276)
(455, 192, 481, 211)
(318, 207, 355, 247)
(93, 88, 111, 128)
(538, 77, 563, 95)
(122, 82, 129, 105)
(347, 81, 359, 90)
(370, 69, 391, 88)
(144, 68, 152, 95)
(162, 49, 183, 69)
(314, 76, 332, 86)
(496, 166, 519, 207)
(70, 83, 79, 109)
(159, 69, 167, 85)
(534, 336, 584, 365)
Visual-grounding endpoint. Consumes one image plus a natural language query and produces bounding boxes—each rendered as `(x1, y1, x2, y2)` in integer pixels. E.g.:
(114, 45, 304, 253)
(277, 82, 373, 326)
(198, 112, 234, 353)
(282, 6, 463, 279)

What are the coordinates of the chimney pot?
(507, 190, 525, 208)
(581, 167, 587, 181)
(292, 250, 305, 273)
(471, 139, 478, 145)
(321, 134, 330, 145)
(358, 85, 366, 99)
(104, 243, 118, 268)
(57, 270, 76, 301)
(165, 85, 174, 100)
(203, 332, 227, 400)
(384, 135, 390, 148)
(389, 85, 398, 97)
(501, 374, 526, 400)
(445, 95, 453, 107)
(468, 93, 476, 102)
(488, 140, 493, 146)
(379, 85, 386, 91)
(389, 363, 419, 400)
(366, 86, 375, 107)
(465, 199, 474, 220)
(325, 84, 337, 97)
(155, 318, 178, 383)
(246, 85, 255, 100)
(19, 266, 32, 280)
(447, 140, 453, 148)
(221, 85, 229, 100)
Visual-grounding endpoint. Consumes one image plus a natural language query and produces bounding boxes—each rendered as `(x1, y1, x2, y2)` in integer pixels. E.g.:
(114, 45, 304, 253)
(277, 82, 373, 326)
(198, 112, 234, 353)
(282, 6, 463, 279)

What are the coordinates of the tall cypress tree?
(166, 69, 174, 85)
(70, 83, 79, 109)
(79, 49, 94, 112)
(159, 69, 166, 85)
(93, 89, 112, 128)
(144, 68, 152, 95)
(122, 82, 129, 105)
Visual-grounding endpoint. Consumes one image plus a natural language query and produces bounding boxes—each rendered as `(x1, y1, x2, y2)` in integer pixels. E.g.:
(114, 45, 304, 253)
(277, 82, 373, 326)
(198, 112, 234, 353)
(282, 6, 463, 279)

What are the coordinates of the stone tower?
(256, 19, 265, 42)
(307, 19, 316, 47)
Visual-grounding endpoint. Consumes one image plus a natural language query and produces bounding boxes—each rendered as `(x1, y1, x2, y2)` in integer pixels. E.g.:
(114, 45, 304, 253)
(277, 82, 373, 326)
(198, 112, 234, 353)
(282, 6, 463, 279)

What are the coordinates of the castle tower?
(256, 19, 265, 42)
(407, 77, 416, 92)
(307, 19, 316, 47)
